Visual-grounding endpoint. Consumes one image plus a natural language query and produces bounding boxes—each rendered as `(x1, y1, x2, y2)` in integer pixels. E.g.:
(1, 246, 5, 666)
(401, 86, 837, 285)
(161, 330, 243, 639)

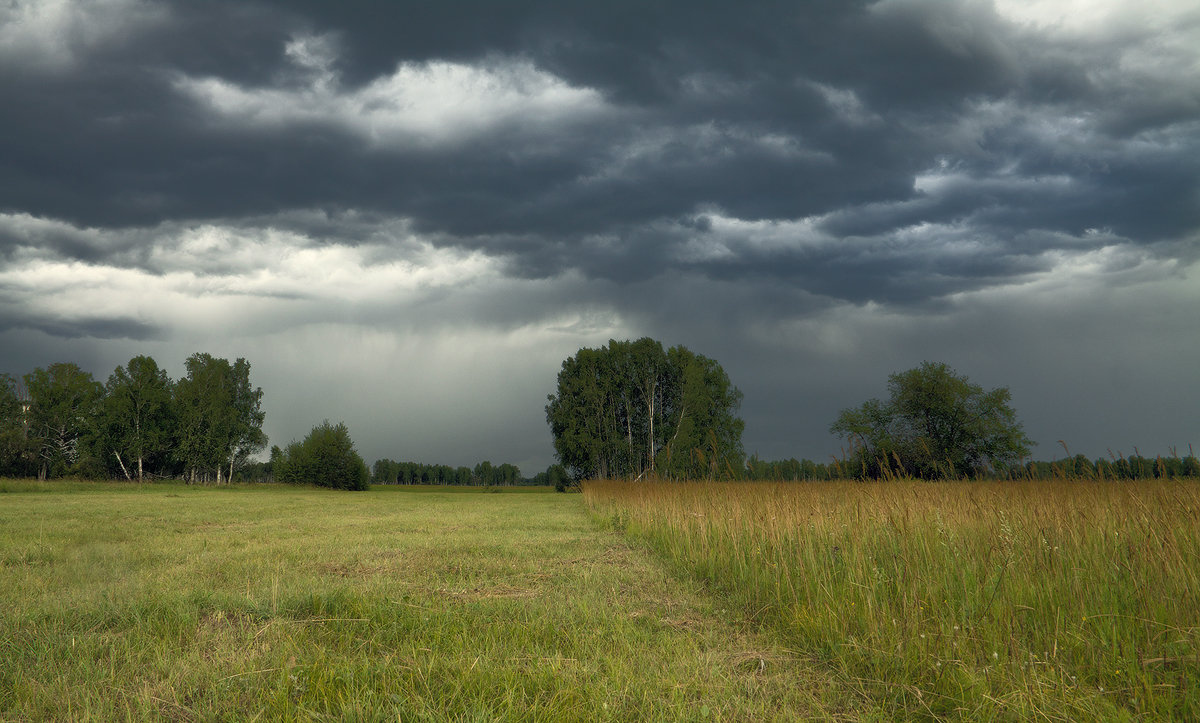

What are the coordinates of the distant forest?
(744, 452, 1200, 482)
(369, 458, 568, 488)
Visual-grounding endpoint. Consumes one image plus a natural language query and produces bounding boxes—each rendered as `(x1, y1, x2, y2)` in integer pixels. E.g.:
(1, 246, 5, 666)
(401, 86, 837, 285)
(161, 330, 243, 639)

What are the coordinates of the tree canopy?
(96, 355, 175, 481)
(276, 421, 369, 491)
(174, 353, 266, 484)
(546, 338, 744, 480)
(0, 373, 31, 477)
(23, 363, 104, 480)
(0, 353, 266, 482)
(830, 361, 1033, 479)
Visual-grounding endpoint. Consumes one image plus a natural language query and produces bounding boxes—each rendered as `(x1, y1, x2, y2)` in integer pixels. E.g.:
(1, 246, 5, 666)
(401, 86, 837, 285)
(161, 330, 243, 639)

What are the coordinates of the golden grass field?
(585, 478, 1200, 719)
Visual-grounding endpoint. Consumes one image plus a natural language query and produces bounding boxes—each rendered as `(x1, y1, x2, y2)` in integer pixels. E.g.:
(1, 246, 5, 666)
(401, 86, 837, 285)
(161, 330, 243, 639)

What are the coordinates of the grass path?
(1, 484, 851, 721)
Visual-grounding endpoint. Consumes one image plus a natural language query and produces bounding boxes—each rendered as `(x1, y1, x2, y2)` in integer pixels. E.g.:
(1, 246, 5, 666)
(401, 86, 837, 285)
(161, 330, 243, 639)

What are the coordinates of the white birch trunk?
(114, 451, 132, 481)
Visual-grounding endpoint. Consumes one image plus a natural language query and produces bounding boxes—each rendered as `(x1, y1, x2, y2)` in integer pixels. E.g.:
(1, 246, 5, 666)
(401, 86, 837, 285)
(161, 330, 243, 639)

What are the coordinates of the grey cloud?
(0, 313, 161, 342)
(4, 0, 1192, 290)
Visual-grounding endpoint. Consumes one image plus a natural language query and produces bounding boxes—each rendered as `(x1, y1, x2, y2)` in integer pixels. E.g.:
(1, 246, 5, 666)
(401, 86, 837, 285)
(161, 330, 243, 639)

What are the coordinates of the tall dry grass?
(585, 478, 1200, 720)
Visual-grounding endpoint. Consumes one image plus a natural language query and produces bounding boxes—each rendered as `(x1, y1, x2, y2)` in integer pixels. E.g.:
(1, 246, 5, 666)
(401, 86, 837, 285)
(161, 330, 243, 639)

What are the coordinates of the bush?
(276, 421, 369, 490)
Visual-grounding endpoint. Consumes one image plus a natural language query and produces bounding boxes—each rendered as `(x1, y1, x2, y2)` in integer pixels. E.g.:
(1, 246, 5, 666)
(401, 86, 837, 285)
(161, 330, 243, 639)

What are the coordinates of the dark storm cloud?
(3, 0, 1193, 308)
(2, 5, 1188, 252)
(0, 311, 160, 342)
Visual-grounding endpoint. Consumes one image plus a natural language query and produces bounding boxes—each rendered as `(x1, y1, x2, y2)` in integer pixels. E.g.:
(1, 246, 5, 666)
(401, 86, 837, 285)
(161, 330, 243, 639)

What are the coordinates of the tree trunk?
(114, 451, 132, 481)
(648, 392, 655, 473)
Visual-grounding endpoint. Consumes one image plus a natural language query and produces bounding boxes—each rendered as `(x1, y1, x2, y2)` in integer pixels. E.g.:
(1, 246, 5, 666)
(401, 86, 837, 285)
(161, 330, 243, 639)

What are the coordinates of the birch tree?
(546, 338, 744, 481)
(23, 363, 103, 479)
(0, 373, 31, 476)
(174, 353, 265, 484)
(100, 355, 175, 481)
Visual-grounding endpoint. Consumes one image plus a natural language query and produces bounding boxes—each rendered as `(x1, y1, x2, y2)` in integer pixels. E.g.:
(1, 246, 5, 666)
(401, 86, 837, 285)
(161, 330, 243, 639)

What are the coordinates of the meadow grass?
(0, 482, 845, 721)
(585, 478, 1200, 720)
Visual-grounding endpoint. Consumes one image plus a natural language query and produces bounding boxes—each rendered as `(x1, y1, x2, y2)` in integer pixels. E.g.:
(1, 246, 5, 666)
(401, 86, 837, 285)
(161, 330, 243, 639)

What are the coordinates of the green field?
(0, 483, 834, 721)
(4, 480, 1197, 721)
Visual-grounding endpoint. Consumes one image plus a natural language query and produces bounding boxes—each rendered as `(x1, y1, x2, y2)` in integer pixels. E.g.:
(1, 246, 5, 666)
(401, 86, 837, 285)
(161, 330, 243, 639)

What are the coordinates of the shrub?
(276, 421, 369, 490)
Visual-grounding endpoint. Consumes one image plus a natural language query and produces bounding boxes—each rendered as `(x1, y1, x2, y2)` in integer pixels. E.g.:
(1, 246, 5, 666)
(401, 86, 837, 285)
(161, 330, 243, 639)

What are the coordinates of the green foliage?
(831, 361, 1032, 478)
(94, 356, 176, 481)
(173, 353, 266, 483)
(3, 353, 270, 482)
(744, 454, 840, 481)
(546, 338, 745, 480)
(277, 421, 369, 490)
(547, 463, 571, 492)
(1017, 450, 1200, 480)
(23, 363, 104, 479)
(0, 373, 32, 477)
(370, 459, 530, 486)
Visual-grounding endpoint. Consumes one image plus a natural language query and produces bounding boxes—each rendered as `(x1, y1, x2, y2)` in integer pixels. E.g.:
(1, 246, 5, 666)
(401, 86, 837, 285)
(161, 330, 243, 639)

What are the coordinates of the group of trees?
(545, 338, 745, 481)
(529, 464, 571, 491)
(547, 344, 1187, 483)
(542, 343, 1037, 483)
(370, 458, 527, 487)
(0, 354, 265, 482)
(5, 340, 1187, 487)
(742, 451, 1200, 482)
(744, 455, 844, 482)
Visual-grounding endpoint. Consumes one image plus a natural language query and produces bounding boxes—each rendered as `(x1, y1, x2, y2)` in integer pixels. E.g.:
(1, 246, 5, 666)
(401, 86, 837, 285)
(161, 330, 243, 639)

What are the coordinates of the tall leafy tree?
(546, 338, 744, 480)
(174, 353, 265, 484)
(831, 361, 1033, 479)
(657, 346, 745, 480)
(23, 363, 104, 479)
(0, 373, 32, 476)
(227, 357, 267, 481)
(98, 355, 176, 481)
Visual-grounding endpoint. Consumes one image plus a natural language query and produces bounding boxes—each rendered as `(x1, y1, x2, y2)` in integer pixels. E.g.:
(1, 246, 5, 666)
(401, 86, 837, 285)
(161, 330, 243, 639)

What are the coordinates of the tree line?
(1016, 452, 1200, 481)
(0, 354, 265, 482)
(5, 343, 1192, 487)
(370, 458, 567, 488)
(741, 452, 1200, 482)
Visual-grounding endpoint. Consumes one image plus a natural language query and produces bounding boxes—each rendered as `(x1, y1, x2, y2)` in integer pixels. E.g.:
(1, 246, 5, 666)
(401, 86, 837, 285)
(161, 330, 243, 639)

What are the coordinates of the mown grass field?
(0, 482, 837, 722)
(3, 479, 1197, 721)
(586, 479, 1200, 720)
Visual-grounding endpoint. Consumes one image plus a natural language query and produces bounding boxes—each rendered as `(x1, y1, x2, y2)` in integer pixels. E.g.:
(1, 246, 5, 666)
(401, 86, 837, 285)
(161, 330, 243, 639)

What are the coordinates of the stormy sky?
(2, 0, 1198, 474)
